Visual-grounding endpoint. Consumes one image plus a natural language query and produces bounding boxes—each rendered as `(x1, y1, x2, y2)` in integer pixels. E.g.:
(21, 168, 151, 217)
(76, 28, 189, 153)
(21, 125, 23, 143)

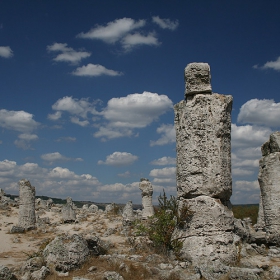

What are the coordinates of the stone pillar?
(139, 178, 154, 219)
(18, 179, 36, 230)
(258, 131, 280, 244)
(122, 201, 135, 222)
(173, 62, 236, 265)
(254, 195, 265, 231)
(62, 197, 76, 223)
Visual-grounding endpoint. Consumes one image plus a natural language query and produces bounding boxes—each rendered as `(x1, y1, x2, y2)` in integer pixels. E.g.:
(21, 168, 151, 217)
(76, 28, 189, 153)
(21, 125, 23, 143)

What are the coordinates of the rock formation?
(173, 62, 237, 265)
(18, 179, 36, 230)
(122, 201, 135, 222)
(61, 197, 76, 223)
(258, 131, 280, 244)
(139, 178, 154, 219)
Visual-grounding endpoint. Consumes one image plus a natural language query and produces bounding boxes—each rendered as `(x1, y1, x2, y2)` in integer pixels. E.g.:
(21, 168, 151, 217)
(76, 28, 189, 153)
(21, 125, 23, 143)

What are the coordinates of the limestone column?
(258, 131, 280, 244)
(62, 197, 76, 223)
(173, 63, 237, 265)
(139, 178, 154, 219)
(18, 179, 36, 230)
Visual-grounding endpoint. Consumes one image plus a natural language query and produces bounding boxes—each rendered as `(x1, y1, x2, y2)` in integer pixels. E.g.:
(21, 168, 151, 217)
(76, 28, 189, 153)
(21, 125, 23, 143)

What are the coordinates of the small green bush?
(135, 190, 192, 255)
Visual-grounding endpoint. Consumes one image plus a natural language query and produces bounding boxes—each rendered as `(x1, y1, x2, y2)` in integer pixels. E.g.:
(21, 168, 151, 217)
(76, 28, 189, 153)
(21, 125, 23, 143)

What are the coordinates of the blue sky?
(1, 0, 280, 204)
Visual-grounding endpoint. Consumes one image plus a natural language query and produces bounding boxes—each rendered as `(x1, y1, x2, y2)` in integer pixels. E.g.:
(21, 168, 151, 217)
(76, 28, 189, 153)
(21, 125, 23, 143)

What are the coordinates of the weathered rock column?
(258, 131, 280, 244)
(139, 178, 154, 219)
(62, 197, 76, 223)
(18, 179, 36, 230)
(173, 63, 237, 265)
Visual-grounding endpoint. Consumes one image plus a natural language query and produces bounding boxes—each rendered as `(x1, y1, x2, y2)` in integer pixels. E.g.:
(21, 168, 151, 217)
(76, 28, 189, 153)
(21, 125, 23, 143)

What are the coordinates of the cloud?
(51, 96, 100, 119)
(102, 92, 173, 128)
(41, 152, 83, 164)
(93, 92, 172, 141)
(254, 56, 280, 71)
(150, 124, 176, 146)
(18, 133, 38, 141)
(55, 137, 76, 143)
(48, 111, 62, 121)
(149, 167, 176, 188)
(14, 133, 39, 150)
(232, 168, 254, 176)
(77, 18, 145, 43)
(0, 109, 39, 133)
(231, 123, 271, 148)
(0, 46, 13, 58)
(231, 180, 260, 204)
(70, 116, 89, 127)
(152, 16, 179, 30)
(98, 152, 138, 167)
(150, 156, 176, 166)
(72, 63, 123, 77)
(237, 99, 280, 127)
(149, 167, 176, 177)
(93, 126, 134, 140)
(47, 42, 91, 64)
(118, 171, 131, 178)
(121, 32, 160, 50)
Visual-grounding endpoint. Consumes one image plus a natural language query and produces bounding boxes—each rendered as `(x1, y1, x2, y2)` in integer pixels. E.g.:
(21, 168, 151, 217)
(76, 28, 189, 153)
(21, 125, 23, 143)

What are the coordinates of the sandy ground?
(0, 205, 125, 269)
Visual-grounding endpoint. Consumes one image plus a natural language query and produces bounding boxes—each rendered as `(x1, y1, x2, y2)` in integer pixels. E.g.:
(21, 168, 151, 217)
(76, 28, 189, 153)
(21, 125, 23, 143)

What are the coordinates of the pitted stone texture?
(62, 197, 76, 223)
(139, 179, 154, 219)
(261, 131, 280, 156)
(185, 62, 212, 96)
(258, 151, 280, 243)
(43, 234, 90, 272)
(174, 93, 233, 200)
(18, 179, 36, 230)
(122, 201, 135, 222)
(174, 196, 237, 265)
(255, 195, 265, 231)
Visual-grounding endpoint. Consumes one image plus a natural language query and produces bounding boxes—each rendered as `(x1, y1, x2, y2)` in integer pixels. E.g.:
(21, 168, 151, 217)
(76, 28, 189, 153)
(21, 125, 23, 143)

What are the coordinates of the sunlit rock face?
(139, 178, 154, 219)
(175, 93, 232, 201)
(18, 179, 36, 230)
(184, 62, 212, 97)
(174, 63, 237, 266)
(62, 196, 76, 223)
(258, 131, 280, 244)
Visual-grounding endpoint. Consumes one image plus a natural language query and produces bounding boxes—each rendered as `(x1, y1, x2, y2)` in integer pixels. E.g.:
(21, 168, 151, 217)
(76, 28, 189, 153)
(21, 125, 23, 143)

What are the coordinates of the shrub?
(135, 190, 192, 256)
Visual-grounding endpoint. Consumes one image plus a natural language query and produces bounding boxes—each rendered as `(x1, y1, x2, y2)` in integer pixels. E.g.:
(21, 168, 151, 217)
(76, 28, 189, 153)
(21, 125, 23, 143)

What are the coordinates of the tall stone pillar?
(173, 63, 237, 265)
(258, 131, 280, 244)
(18, 179, 36, 230)
(139, 178, 154, 219)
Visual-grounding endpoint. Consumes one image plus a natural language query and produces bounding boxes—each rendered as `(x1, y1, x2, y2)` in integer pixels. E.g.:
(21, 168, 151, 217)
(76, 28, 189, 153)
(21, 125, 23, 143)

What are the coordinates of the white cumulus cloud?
(41, 152, 82, 164)
(103, 92, 173, 128)
(47, 42, 91, 64)
(152, 16, 179, 30)
(149, 167, 176, 177)
(77, 18, 145, 43)
(121, 32, 160, 50)
(98, 152, 138, 167)
(231, 123, 271, 148)
(72, 63, 123, 77)
(0, 109, 39, 133)
(237, 99, 280, 127)
(0, 46, 13, 58)
(150, 156, 176, 166)
(51, 96, 100, 119)
(254, 56, 280, 71)
(150, 124, 176, 146)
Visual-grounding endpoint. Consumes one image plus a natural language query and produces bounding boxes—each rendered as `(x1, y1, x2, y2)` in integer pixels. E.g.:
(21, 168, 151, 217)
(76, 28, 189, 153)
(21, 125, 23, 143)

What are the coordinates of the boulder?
(43, 234, 89, 272)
